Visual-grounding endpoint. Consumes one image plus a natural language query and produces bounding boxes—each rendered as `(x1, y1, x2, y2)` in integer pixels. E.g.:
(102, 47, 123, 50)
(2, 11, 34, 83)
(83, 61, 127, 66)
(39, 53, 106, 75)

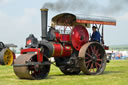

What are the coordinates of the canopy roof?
(52, 13, 116, 26)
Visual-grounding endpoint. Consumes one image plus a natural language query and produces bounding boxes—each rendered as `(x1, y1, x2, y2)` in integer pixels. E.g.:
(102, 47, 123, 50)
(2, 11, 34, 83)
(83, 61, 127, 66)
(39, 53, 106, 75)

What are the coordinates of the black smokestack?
(40, 8, 48, 39)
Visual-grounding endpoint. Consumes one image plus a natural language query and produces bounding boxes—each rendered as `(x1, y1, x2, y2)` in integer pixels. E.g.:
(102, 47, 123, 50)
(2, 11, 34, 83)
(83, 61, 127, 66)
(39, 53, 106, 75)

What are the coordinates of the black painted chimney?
(40, 8, 48, 39)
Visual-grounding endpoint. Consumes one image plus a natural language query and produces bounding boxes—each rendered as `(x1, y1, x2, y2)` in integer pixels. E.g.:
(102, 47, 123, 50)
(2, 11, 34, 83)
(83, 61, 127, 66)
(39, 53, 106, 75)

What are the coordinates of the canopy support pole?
(101, 25, 104, 44)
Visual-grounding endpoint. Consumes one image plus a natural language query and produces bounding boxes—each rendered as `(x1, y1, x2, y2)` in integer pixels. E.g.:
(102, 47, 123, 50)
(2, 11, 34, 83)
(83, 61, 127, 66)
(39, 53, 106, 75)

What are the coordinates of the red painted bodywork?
(52, 44, 62, 57)
(71, 25, 89, 50)
(52, 43, 72, 57)
(55, 32, 71, 43)
(20, 43, 73, 61)
(55, 32, 60, 41)
(60, 34, 70, 42)
(61, 45, 72, 57)
(21, 48, 43, 62)
(103, 45, 109, 50)
(26, 40, 31, 45)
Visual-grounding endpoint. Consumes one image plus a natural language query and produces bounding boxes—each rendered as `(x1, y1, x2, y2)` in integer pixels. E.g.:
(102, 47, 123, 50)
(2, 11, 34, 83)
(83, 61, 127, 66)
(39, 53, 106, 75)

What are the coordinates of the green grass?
(0, 60, 128, 85)
(110, 44, 128, 50)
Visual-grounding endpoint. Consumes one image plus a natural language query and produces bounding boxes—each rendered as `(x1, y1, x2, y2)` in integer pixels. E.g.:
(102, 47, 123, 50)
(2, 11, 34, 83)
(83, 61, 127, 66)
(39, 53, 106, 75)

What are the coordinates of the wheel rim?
(79, 42, 106, 75)
(86, 44, 103, 73)
(3, 49, 13, 65)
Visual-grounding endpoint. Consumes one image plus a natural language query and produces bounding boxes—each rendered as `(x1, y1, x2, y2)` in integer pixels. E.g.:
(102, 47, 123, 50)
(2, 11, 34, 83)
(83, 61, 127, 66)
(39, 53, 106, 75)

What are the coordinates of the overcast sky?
(0, 0, 128, 49)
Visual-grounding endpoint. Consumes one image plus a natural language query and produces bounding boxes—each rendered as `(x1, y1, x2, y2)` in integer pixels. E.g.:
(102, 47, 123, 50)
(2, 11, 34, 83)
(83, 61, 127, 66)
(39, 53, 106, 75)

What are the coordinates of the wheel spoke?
(95, 49, 98, 54)
(86, 48, 92, 58)
(85, 60, 92, 64)
(86, 63, 90, 69)
(89, 63, 94, 72)
(96, 53, 101, 58)
(86, 53, 93, 58)
(85, 57, 89, 59)
(93, 46, 97, 54)
(90, 46, 95, 54)
(95, 63, 98, 71)
(97, 59, 102, 62)
(96, 62, 101, 68)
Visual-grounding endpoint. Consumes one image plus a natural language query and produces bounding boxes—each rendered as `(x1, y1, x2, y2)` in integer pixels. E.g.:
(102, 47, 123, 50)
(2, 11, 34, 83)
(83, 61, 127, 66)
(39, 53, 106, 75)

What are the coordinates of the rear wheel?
(0, 48, 14, 65)
(79, 42, 106, 75)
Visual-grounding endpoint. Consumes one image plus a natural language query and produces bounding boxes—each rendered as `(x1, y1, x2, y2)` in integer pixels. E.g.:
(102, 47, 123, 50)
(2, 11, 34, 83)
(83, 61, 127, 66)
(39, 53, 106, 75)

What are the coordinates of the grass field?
(110, 45, 128, 51)
(0, 60, 128, 85)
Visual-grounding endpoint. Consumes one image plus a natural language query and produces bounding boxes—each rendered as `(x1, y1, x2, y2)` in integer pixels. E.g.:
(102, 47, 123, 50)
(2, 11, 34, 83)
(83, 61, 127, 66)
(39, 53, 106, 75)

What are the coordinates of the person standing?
(91, 26, 101, 42)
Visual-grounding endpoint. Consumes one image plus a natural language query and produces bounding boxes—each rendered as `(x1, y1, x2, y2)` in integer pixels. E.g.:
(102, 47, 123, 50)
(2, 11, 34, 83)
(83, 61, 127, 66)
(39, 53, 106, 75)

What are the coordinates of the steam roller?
(13, 8, 116, 80)
(0, 41, 16, 65)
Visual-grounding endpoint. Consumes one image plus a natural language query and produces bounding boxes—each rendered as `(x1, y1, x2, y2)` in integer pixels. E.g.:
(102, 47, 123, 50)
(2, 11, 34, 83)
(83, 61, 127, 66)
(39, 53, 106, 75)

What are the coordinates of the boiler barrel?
(51, 43, 73, 57)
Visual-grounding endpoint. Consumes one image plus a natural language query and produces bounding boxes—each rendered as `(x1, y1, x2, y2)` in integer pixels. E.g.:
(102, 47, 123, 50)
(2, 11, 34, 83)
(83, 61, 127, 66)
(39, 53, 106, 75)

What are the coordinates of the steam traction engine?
(13, 9, 116, 79)
(0, 42, 16, 65)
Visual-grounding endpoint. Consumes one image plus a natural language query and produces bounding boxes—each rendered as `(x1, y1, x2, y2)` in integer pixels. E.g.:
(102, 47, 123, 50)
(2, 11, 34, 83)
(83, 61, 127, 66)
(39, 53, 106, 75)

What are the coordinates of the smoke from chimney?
(43, 0, 128, 15)
(104, 0, 128, 15)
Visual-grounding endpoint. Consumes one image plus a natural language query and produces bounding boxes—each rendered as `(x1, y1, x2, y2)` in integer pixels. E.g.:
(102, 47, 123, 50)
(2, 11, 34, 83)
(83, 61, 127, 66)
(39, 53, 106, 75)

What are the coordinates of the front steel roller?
(13, 54, 50, 80)
(0, 48, 14, 65)
(78, 42, 107, 75)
